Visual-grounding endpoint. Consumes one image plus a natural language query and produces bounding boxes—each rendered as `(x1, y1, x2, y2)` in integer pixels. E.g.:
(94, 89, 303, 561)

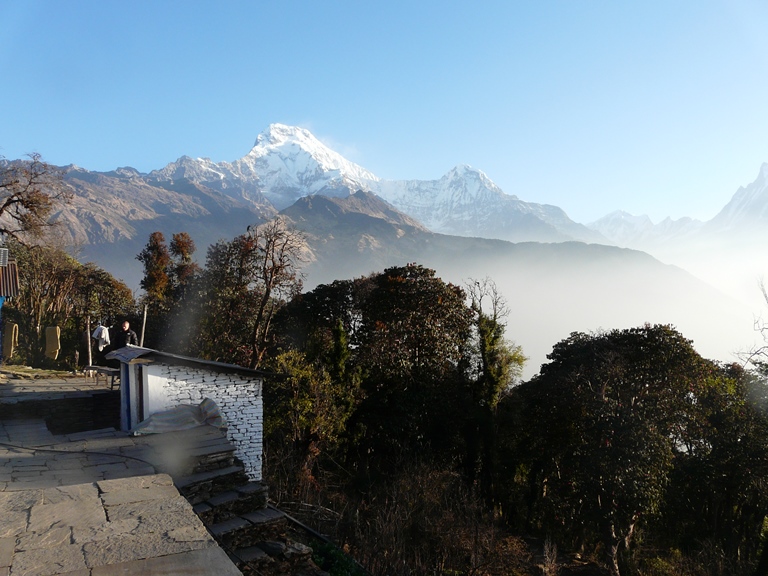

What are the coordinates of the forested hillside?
(7, 211, 768, 576)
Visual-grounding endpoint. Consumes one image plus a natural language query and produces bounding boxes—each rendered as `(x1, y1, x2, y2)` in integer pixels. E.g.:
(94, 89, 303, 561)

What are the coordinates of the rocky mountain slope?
(374, 164, 604, 243)
(51, 124, 605, 254)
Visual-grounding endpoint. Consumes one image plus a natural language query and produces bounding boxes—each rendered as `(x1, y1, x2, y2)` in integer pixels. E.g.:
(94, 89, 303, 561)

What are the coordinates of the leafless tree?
(0, 153, 70, 242)
(245, 217, 306, 368)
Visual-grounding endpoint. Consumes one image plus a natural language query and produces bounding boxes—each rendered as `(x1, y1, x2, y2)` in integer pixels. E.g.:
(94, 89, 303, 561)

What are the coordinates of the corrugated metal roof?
(105, 345, 275, 379)
(0, 258, 20, 297)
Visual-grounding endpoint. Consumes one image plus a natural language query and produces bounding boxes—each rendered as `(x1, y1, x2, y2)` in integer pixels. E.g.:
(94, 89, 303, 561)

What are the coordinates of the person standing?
(113, 320, 138, 349)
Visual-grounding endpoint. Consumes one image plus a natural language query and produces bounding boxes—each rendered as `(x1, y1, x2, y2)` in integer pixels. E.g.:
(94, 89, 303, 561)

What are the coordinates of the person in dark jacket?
(113, 320, 138, 348)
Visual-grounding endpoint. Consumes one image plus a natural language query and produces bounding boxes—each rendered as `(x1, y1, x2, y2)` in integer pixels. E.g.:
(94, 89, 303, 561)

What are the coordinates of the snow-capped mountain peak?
(440, 164, 511, 198)
(710, 162, 768, 227)
(245, 123, 379, 185)
(143, 123, 600, 242)
(252, 123, 320, 149)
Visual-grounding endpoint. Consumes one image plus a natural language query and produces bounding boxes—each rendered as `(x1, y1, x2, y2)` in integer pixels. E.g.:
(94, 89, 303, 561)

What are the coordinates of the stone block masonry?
(151, 364, 263, 482)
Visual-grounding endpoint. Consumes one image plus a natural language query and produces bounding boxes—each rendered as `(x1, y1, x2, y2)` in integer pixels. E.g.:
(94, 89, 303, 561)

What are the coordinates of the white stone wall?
(146, 363, 263, 481)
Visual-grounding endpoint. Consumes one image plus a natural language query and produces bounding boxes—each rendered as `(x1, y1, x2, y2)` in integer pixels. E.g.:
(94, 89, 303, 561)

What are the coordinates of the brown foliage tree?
(0, 153, 70, 242)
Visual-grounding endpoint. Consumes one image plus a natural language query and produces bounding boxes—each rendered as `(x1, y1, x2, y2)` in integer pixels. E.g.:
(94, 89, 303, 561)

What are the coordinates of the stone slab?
(0, 510, 28, 539)
(0, 489, 43, 510)
(208, 516, 250, 537)
(0, 537, 14, 568)
(82, 532, 213, 567)
(11, 543, 87, 576)
(235, 545, 268, 562)
(97, 474, 173, 493)
(242, 507, 285, 525)
(27, 495, 107, 532)
(103, 495, 193, 522)
(15, 526, 71, 551)
(5, 479, 60, 490)
(71, 518, 141, 545)
(42, 483, 99, 503)
(90, 546, 243, 576)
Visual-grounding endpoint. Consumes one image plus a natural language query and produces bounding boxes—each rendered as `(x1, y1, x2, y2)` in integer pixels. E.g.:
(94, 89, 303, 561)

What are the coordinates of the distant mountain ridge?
(588, 210, 703, 248)
(587, 162, 768, 248)
(146, 124, 379, 211)
(76, 123, 603, 245)
(49, 123, 768, 256)
(5, 124, 764, 376)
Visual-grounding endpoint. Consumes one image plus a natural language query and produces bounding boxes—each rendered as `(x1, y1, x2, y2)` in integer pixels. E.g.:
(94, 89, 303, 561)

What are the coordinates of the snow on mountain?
(708, 162, 768, 228)
(590, 164, 768, 250)
(589, 211, 655, 242)
(240, 124, 379, 185)
(373, 164, 603, 242)
(374, 165, 508, 231)
(143, 123, 601, 243)
(588, 211, 702, 247)
(148, 124, 378, 210)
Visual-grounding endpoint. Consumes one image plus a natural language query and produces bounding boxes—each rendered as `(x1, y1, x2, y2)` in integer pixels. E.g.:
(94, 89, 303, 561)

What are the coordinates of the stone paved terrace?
(0, 370, 115, 403)
(0, 369, 243, 575)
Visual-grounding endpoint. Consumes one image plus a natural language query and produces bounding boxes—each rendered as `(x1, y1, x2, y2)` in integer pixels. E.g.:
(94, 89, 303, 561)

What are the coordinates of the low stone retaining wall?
(0, 392, 120, 434)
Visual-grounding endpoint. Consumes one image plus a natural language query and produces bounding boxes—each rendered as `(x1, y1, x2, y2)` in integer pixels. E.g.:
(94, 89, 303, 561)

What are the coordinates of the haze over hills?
(282, 191, 757, 377)
(588, 162, 768, 312)
(9, 123, 766, 376)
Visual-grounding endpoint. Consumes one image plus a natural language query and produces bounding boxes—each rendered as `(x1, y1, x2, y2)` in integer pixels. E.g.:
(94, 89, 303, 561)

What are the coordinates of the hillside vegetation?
(5, 217, 768, 576)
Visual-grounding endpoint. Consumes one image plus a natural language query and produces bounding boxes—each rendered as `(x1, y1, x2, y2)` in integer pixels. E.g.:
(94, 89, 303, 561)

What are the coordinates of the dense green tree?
(168, 232, 200, 300)
(135, 230, 205, 351)
(271, 279, 357, 359)
(5, 241, 134, 367)
(71, 262, 136, 363)
(659, 366, 768, 575)
(265, 349, 359, 498)
(274, 266, 521, 476)
(502, 325, 714, 576)
(190, 234, 261, 363)
(464, 278, 526, 505)
(347, 264, 474, 470)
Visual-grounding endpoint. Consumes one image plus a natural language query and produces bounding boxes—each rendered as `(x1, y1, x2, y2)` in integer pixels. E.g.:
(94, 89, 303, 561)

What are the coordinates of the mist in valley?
(468, 249, 760, 380)
(303, 235, 762, 381)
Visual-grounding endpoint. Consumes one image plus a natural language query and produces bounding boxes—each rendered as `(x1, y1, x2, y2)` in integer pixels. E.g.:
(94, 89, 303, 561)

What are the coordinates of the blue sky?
(2, 0, 768, 223)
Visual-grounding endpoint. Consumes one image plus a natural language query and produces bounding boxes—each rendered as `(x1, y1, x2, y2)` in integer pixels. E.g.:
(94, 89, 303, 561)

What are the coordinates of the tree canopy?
(0, 154, 70, 242)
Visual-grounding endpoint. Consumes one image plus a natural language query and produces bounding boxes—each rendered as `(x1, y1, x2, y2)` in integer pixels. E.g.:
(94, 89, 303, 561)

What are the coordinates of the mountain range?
(13, 123, 768, 377)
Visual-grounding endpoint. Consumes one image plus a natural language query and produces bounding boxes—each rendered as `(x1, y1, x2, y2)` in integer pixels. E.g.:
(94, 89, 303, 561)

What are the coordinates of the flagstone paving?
(0, 372, 113, 404)
(0, 371, 243, 575)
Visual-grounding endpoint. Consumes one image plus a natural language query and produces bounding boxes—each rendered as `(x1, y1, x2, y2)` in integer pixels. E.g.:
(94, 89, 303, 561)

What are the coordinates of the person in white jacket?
(92, 324, 110, 351)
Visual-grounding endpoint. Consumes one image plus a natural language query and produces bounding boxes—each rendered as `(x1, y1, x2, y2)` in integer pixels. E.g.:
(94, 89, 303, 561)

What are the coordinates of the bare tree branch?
(0, 153, 71, 243)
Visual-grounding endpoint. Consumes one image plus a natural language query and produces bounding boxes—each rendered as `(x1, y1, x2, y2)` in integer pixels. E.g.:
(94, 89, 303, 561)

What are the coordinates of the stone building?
(106, 346, 268, 482)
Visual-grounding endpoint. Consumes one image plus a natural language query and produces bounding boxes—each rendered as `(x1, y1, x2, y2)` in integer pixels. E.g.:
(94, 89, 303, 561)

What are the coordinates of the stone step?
(175, 464, 250, 504)
(192, 450, 236, 474)
(194, 482, 270, 524)
(230, 539, 319, 574)
(2, 419, 57, 446)
(209, 507, 288, 550)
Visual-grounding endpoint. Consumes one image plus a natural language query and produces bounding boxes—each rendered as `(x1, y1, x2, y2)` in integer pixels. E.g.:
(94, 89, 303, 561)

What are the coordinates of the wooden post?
(140, 304, 148, 347)
(86, 315, 93, 367)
